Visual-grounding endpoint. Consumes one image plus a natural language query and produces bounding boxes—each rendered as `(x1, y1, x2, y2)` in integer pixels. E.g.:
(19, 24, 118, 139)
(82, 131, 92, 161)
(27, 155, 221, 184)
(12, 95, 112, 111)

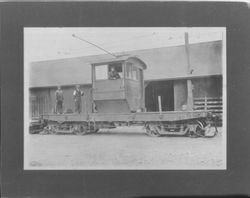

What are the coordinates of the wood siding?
(30, 77, 222, 118)
(30, 85, 92, 118)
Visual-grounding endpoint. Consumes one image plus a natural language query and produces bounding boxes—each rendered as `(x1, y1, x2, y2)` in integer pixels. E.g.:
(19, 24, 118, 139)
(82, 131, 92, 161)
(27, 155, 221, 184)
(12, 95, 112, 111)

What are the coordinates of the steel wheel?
(73, 125, 87, 135)
(188, 130, 198, 138)
(189, 120, 205, 138)
(146, 124, 161, 137)
(195, 120, 205, 136)
(80, 125, 88, 135)
(41, 125, 56, 135)
(87, 124, 99, 133)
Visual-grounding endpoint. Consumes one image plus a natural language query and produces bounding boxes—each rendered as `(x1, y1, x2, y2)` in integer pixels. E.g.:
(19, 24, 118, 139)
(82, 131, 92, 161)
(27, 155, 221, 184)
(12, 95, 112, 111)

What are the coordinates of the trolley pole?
(184, 32, 194, 111)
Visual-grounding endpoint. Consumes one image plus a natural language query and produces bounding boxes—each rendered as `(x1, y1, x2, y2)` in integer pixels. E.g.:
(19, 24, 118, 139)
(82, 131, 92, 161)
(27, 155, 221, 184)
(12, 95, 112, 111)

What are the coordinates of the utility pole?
(184, 32, 194, 111)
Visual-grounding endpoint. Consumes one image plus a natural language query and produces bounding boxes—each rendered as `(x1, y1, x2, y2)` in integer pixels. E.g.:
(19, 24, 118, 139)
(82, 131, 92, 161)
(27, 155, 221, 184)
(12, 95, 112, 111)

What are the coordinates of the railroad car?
(39, 56, 217, 137)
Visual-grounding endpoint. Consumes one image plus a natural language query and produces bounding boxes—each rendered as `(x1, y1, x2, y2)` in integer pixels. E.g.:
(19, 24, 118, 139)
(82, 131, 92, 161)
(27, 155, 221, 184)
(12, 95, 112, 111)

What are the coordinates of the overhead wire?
(60, 31, 221, 56)
(72, 34, 118, 58)
(68, 32, 159, 52)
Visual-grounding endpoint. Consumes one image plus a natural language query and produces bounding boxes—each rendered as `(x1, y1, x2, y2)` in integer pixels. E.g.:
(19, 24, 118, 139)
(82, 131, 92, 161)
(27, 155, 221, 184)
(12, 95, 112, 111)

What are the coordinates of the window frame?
(132, 66, 139, 81)
(94, 64, 109, 81)
(108, 62, 123, 79)
(94, 61, 125, 81)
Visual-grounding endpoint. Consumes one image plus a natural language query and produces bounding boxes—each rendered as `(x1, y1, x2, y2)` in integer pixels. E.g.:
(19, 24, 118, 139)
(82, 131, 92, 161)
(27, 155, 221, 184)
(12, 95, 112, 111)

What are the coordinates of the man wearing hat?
(55, 86, 64, 114)
(73, 85, 84, 113)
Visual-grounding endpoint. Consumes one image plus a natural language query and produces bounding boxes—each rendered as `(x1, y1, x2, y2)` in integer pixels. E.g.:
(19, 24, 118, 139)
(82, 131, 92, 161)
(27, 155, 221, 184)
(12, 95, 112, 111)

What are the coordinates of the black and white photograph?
(24, 27, 226, 170)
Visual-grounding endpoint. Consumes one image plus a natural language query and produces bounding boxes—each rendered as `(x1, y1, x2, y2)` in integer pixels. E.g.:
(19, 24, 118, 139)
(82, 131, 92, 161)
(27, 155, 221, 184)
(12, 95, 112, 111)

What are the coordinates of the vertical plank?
(42, 96, 45, 115)
(45, 97, 47, 114)
(158, 96, 162, 113)
(205, 96, 207, 111)
(37, 98, 39, 117)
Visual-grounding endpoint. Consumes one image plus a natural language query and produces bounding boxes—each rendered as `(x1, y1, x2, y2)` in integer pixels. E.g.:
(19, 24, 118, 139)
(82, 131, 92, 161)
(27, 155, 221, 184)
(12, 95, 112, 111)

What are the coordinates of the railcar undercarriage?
(36, 111, 218, 138)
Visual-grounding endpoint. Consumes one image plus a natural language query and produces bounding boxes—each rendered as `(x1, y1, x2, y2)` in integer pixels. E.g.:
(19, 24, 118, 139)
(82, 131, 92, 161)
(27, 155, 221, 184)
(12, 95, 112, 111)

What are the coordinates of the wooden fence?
(194, 96, 223, 120)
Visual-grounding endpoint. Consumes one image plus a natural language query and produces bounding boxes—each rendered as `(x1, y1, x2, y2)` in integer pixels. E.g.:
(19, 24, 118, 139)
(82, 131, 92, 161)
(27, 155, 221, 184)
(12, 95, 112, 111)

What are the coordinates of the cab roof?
(90, 55, 147, 70)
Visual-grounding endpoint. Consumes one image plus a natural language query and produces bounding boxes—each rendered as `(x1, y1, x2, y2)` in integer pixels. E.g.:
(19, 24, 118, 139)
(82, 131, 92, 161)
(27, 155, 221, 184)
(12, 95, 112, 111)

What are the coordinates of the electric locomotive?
(40, 56, 217, 137)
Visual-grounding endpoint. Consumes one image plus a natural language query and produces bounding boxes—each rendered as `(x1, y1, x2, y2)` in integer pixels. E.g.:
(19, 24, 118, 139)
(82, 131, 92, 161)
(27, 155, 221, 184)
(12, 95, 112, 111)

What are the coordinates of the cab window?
(95, 65, 108, 80)
(125, 63, 133, 79)
(108, 63, 123, 80)
(108, 62, 123, 80)
(126, 62, 138, 81)
(95, 63, 123, 80)
(132, 66, 139, 80)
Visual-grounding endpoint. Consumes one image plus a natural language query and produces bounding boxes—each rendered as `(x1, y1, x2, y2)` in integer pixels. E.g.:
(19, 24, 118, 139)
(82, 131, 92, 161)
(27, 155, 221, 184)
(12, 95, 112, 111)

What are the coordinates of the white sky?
(24, 27, 224, 64)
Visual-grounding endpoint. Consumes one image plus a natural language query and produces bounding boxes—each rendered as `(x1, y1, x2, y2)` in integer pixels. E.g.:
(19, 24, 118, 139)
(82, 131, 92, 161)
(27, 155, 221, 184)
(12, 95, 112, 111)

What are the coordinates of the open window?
(95, 62, 123, 80)
(108, 62, 123, 80)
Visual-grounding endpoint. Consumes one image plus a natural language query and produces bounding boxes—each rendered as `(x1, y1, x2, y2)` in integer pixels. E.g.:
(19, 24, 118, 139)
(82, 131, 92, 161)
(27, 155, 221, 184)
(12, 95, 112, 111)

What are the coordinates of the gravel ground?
(26, 126, 226, 170)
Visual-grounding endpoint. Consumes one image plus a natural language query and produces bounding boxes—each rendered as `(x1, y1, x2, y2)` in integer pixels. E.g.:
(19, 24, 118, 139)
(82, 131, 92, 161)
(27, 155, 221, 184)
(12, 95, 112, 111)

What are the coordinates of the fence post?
(204, 96, 207, 111)
(158, 96, 162, 113)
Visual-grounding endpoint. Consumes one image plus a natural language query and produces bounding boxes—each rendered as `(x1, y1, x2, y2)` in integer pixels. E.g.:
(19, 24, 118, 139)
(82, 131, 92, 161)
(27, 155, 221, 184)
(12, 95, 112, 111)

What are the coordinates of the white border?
(24, 27, 227, 170)
(222, 28, 227, 169)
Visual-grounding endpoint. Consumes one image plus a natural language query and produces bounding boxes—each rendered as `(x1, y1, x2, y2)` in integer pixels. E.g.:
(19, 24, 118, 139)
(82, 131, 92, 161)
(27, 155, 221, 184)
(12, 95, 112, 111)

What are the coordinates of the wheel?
(183, 127, 190, 137)
(73, 124, 87, 135)
(41, 126, 49, 135)
(87, 124, 99, 133)
(195, 120, 206, 137)
(145, 124, 161, 137)
(188, 120, 205, 138)
(188, 130, 198, 138)
(40, 125, 55, 135)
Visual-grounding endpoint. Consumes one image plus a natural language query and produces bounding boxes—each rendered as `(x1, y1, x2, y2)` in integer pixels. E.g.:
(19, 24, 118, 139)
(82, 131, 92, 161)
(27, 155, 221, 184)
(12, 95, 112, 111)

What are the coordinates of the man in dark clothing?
(55, 86, 64, 114)
(73, 85, 84, 113)
(109, 67, 120, 80)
